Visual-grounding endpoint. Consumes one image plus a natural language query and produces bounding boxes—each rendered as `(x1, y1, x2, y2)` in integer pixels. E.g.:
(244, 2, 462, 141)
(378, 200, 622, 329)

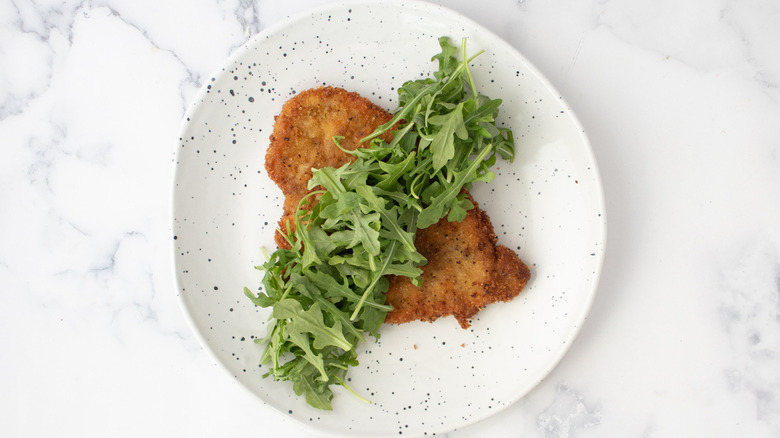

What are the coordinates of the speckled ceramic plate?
(173, 1, 606, 436)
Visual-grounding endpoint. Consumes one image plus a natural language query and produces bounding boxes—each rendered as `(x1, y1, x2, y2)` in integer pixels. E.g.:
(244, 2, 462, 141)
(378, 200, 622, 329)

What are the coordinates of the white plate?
(172, 1, 606, 436)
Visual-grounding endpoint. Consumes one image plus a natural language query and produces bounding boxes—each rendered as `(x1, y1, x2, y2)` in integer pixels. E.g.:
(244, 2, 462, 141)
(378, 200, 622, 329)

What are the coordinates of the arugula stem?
(462, 38, 480, 101)
(294, 190, 327, 230)
(334, 375, 371, 404)
(279, 283, 293, 301)
(350, 241, 398, 321)
(387, 124, 414, 151)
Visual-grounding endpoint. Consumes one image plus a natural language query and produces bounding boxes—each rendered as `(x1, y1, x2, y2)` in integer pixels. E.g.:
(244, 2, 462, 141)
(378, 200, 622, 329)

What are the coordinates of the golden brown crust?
(265, 86, 394, 247)
(265, 86, 530, 328)
(384, 196, 531, 328)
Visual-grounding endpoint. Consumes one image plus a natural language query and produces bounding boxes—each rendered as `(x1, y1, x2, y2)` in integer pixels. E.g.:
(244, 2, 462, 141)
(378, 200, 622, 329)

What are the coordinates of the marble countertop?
(2, 0, 778, 436)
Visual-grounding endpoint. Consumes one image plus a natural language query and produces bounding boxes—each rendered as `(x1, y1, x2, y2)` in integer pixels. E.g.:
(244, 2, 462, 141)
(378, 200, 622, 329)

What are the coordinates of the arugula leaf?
(418, 144, 493, 229)
(292, 366, 334, 410)
(447, 194, 475, 223)
(244, 287, 275, 307)
(429, 102, 468, 171)
(431, 36, 459, 80)
(287, 330, 329, 381)
(272, 300, 352, 351)
(346, 211, 381, 256)
(356, 185, 416, 252)
(309, 166, 347, 196)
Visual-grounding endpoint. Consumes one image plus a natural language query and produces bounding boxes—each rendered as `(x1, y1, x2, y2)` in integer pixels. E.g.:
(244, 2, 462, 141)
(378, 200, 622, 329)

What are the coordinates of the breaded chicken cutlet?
(384, 194, 531, 328)
(265, 86, 530, 328)
(265, 86, 395, 248)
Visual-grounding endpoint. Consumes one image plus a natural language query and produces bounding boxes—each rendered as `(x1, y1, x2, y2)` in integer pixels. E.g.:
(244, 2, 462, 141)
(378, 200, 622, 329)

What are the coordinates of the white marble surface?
(1, 0, 778, 436)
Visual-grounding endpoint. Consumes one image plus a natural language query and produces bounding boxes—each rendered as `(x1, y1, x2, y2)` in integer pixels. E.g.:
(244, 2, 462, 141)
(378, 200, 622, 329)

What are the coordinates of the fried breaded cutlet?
(384, 195, 531, 328)
(265, 87, 394, 248)
(264, 86, 530, 328)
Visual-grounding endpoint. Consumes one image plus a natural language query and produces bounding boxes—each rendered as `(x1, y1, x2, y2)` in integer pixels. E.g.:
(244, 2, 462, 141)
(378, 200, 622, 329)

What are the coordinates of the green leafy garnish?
(245, 36, 516, 410)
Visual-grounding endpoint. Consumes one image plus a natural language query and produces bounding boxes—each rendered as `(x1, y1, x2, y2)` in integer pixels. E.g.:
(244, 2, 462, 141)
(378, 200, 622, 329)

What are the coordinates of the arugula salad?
(245, 37, 516, 410)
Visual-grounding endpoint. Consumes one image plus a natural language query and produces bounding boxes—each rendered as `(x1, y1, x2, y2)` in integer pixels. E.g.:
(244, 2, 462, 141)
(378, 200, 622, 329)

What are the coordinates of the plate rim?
(171, 0, 607, 436)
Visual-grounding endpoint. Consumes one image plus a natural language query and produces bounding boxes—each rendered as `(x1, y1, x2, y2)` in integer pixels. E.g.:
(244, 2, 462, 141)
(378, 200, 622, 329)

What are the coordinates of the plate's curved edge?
(170, 0, 608, 437)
